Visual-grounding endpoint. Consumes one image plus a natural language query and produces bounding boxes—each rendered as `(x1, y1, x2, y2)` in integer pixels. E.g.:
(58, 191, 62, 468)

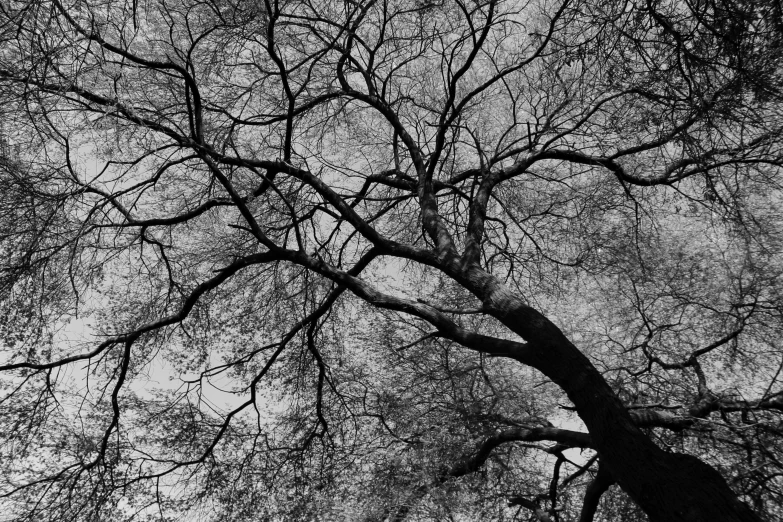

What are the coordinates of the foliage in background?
(1, 0, 782, 520)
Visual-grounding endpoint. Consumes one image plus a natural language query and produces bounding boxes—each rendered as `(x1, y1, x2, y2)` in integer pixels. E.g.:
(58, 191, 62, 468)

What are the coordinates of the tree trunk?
(461, 267, 759, 522)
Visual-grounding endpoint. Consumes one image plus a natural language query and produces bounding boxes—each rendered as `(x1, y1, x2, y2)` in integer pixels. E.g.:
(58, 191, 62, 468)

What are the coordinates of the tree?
(1, 0, 782, 520)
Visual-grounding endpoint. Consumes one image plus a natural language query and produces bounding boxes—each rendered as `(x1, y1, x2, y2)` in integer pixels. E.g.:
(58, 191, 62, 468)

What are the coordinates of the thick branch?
(578, 464, 615, 522)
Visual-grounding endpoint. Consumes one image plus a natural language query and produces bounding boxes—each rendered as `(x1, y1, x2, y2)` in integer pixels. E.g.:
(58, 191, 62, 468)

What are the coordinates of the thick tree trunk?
(460, 267, 760, 522)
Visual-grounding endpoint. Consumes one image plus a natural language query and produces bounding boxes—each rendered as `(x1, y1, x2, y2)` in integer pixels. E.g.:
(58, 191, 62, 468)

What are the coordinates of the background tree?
(1, 0, 782, 520)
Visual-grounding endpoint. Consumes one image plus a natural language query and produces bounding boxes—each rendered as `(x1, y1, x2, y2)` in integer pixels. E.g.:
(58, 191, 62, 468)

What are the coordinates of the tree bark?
(458, 265, 759, 522)
(578, 464, 614, 522)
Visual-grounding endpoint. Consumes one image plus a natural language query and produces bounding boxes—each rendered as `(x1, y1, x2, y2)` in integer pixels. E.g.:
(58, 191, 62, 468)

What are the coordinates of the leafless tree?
(1, 0, 782, 520)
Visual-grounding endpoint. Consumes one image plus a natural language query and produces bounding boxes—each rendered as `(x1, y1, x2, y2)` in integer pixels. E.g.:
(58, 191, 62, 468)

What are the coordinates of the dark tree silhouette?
(1, 0, 782, 520)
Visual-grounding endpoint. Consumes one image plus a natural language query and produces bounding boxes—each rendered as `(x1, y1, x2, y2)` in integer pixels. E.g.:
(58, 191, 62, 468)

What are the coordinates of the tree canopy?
(1, 0, 782, 520)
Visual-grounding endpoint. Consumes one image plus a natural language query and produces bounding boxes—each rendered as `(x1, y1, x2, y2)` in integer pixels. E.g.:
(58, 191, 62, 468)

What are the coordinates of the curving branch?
(578, 463, 615, 522)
